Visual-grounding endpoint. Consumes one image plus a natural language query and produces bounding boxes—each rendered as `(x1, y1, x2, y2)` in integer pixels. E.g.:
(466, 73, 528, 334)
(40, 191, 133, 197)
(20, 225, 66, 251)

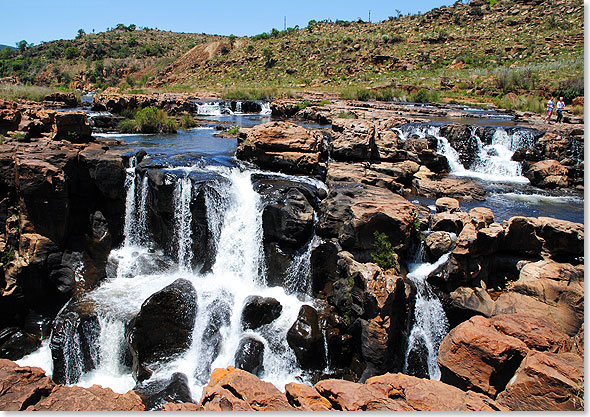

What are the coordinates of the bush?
(226, 125, 240, 135)
(319, 99, 332, 106)
(64, 46, 80, 59)
(371, 231, 398, 270)
(118, 106, 177, 133)
(335, 111, 357, 119)
(410, 88, 440, 103)
(555, 75, 584, 103)
(493, 94, 545, 114)
(296, 100, 310, 110)
(340, 86, 372, 101)
(180, 114, 197, 129)
(118, 118, 138, 133)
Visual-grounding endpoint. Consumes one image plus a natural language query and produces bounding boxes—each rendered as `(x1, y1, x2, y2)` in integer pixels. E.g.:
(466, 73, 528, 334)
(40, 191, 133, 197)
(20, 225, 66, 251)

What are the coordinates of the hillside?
(0, 0, 583, 108)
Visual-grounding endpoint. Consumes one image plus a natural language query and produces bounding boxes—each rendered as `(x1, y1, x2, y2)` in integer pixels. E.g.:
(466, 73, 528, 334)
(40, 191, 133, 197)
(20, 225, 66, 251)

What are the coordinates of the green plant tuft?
(371, 231, 398, 270)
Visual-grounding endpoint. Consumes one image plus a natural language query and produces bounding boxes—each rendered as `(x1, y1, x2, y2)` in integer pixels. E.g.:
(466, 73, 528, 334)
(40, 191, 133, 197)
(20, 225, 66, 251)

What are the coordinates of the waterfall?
(236, 101, 243, 113)
(260, 102, 272, 115)
(196, 102, 234, 116)
(174, 176, 193, 270)
(403, 253, 450, 381)
(123, 157, 137, 247)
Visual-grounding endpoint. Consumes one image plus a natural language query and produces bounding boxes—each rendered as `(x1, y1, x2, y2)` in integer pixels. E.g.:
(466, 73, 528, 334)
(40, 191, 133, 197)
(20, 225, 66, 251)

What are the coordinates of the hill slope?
(0, 0, 583, 105)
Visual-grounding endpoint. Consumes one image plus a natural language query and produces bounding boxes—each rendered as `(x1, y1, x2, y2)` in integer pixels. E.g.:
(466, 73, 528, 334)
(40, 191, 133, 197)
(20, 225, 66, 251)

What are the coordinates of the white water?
(400, 125, 531, 184)
(20, 165, 311, 400)
(174, 176, 193, 270)
(196, 102, 234, 116)
(403, 252, 450, 381)
(260, 102, 272, 115)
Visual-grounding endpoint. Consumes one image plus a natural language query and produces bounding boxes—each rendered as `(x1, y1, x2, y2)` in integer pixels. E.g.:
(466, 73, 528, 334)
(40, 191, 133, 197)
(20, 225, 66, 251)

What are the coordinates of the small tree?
(371, 231, 398, 270)
(228, 34, 236, 47)
(76, 29, 86, 39)
(16, 40, 28, 52)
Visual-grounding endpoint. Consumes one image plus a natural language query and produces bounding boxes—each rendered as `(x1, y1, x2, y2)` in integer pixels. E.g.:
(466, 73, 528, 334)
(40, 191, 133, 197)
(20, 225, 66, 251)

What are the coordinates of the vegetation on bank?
(371, 231, 398, 270)
(0, 84, 79, 102)
(118, 106, 177, 134)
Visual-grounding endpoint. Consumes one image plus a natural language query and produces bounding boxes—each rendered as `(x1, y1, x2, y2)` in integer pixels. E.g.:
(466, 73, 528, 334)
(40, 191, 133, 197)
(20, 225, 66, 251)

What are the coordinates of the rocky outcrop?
(127, 279, 197, 381)
(134, 372, 193, 410)
(237, 122, 325, 176)
(0, 359, 54, 410)
(200, 367, 293, 411)
(438, 315, 529, 397)
(234, 337, 265, 377)
(287, 305, 326, 370)
(496, 350, 584, 411)
(240, 296, 282, 330)
(51, 112, 92, 143)
(284, 382, 332, 411)
(28, 384, 145, 411)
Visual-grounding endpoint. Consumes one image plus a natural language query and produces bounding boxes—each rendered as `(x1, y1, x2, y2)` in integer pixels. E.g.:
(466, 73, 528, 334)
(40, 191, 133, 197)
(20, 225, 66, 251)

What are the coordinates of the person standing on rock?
(556, 97, 565, 123)
(545, 96, 554, 122)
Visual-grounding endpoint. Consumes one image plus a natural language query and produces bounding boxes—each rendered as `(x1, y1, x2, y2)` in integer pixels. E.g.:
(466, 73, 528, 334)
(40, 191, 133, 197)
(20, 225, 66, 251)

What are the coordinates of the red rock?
(468, 207, 494, 229)
(285, 382, 332, 410)
(27, 385, 145, 411)
(200, 367, 292, 411)
(239, 121, 320, 153)
(161, 402, 203, 411)
(51, 111, 92, 143)
(435, 197, 460, 213)
(524, 159, 569, 188)
(490, 313, 569, 352)
(330, 119, 375, 161)
(314, 378, 412, 410)
(0, 359, 54, 411)
(438, 315, 529, 397)
(367, 373, 504, 411)
(496, 350, 584, 411)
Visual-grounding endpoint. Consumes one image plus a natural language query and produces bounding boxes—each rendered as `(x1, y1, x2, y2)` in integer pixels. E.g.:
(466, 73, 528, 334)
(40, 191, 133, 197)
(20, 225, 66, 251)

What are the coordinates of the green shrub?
(226, 125, 240, 135)
(335, 111, 357, 119)
(371, 231, 398, 270)
(134, 106, 176, 133)
(118, 118, 138, 133)
(493, 94, 545, 114)
(180, 114, 197, 129)
(340, 86, 372, 101)
(64, 46, 80, 59)
(296, 100, 310, 110)
(410, 88, 440, 103)
(319, 99, 332, 106)
(1, 249, 15, 264)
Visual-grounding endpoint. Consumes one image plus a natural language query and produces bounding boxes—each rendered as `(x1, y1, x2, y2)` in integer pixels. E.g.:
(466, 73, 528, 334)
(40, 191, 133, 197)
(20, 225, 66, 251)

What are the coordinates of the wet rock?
(366, 373, 503, 411)
(0, 328, 40, 360)
(134, 372, 193, 410)
(28, 384, 145, 411)
(285, 382, 332, 411)
(194, 298, 231, 384)
(50, 299, 100, 385)
(241, 296, 282, 330)
(128, 278, 197, 381)
(438, 315, 529, 398)
(0, 359, 55, 410)
(287, 305, 326, 370)
(425, 231, 454, 260)
(310, 240, 340, 294)
(52, 111, 92, 143)
(234, 337, 265, 377)
(496, 350, 584, 411)
(200, 366, 292, 411)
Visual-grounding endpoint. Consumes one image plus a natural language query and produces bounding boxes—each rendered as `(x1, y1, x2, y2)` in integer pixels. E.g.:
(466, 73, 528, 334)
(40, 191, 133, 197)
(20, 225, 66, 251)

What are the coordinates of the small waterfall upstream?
(403, 242, 450, 381)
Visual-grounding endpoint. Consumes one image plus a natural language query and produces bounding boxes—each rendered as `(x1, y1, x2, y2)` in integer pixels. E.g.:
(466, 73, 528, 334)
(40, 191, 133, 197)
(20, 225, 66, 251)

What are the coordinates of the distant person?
(556, 97, 565, 123)
(545, 96, 554, 122)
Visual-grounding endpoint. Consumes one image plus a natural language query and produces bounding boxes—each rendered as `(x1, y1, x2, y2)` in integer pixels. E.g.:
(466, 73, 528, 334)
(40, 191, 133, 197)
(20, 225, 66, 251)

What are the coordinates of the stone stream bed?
(0, 97, 584, 411)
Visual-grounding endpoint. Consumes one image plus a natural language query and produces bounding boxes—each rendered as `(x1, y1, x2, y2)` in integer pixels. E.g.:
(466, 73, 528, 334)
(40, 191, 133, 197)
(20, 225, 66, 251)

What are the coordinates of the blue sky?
(1, 0, 457, 46)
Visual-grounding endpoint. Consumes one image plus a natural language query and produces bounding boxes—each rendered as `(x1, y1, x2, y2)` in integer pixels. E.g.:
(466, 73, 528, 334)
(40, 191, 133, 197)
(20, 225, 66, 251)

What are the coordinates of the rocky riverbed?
(0, 94, 584, 411)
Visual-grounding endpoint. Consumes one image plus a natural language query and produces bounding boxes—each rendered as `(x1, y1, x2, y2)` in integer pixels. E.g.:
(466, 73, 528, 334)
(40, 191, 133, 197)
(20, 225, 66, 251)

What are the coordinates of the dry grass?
(0, 84, 57, 102)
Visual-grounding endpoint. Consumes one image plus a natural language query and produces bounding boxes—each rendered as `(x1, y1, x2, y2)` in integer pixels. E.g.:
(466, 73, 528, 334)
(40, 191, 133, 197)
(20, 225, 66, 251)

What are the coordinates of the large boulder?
(425, 231, 454, 260)
(494, 261, 583, 336)
(236, 121, 323, 176)
(44, 92, 78, 107)
(234, 337, 265, 377)
(330, 119, 375, 161)
(134, 372, 193, 410)
(490, 314, 569, 353)
(241, 296, 282, 330)
(523, 159, 569, 188)
(314, 379, 413, 410)
(262, 187, 314, 248)
(0, 359, 55, 411)
(28, 385, 145, 411)
(52, 111, 92, 143)
(287, 305, 326, 370)
(496, 350, 584, 411)
(127, 278, 197, 381)
(438, 315, 529, 398)
(317, 183, 417, 256)
(200, 367, 293, 411)
(284, 382, 332, 411)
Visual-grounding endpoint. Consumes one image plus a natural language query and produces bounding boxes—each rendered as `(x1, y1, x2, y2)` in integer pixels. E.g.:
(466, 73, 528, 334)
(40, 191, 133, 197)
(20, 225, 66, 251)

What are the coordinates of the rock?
(0, 359, 54, 411)
(284, 382, 332, 411)
(52, 111, 92, 143)
(236, 121, 323, 175)
(314, 379, 412, 410)
(474, 223, 504, 255)
(366, 373, 503, 411)
(523, 160, 569, 188)
(241, 296, 282, 330)
(490, 314, 569, 353)
(128, 278, 197, 381)
(496, 260, 584, 336)
(496, 351, 584, 411)
(330, 119, 375, 161)
(435, 197, 460, 213)
(317, 183, 417, 255)
(134, 372, 193, 410)
(50, 299, 100, 385)
(0, 328, 40, 360)
(536, 216, 584, 259)
(412, 168, 486, 200)
(502, 216, 543, 255)
(431, 211, 469, 234)
(287, 305, 326, 370)
(28, 385, 145, 411)
(438, 315, 529, 397)
(447, 286, 495, 326)
(425, 231, 454, 260)
(234, 337, 265, 377)
(469, 207, 494, 229)
(44, 92, 78, 107)
(200, 367, 292, 411)
(161, 402, 203, 411)
(261, 187, 314, 249)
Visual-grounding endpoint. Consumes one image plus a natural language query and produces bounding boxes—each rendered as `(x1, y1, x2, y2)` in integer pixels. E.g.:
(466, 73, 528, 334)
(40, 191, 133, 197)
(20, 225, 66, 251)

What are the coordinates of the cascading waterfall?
(174, 176, 194, 270)
(123, 157, 138, 247)
(403, 245, 450, 381)
(260, 102, 272, 115)
(236, 101, 243, 113)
